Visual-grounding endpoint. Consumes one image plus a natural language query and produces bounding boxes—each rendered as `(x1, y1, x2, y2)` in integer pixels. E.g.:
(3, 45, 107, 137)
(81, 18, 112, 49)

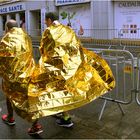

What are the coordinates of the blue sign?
(56, 0, 90, 6)
(0, 4, 25, 14)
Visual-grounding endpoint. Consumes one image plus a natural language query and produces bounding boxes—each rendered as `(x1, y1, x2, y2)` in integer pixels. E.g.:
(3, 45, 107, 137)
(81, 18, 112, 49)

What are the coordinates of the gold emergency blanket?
(0, 26, 115, 122)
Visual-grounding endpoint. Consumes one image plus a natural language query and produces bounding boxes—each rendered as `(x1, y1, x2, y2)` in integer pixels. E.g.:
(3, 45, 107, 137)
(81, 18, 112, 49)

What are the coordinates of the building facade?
(0, 0, 140, 39)
(56, 0, 92, 37)
(0, 0, 56, 36)
(114, 1, 140, 39)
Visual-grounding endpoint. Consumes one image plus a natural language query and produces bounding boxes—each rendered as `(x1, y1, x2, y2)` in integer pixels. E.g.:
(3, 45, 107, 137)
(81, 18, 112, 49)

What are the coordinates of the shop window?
(11, 14, 15, 20)
(2, 15, 6, 31)
(20, 12, 25, 29)
(122, 24, 137, 34)
(123, 24, 129, 34)
(38, 11, 41, 29)
(130, 24, 137, 34)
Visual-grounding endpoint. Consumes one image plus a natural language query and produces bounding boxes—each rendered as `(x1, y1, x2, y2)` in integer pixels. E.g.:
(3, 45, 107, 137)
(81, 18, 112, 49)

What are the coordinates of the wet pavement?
(0, 85, 140, 139)
(0, 45, 140, 139)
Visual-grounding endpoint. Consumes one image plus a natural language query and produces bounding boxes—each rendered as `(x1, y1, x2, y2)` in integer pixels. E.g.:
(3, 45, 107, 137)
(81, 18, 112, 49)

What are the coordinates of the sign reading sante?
(55, 0, 90, 6)
(0, 3, 25, 14)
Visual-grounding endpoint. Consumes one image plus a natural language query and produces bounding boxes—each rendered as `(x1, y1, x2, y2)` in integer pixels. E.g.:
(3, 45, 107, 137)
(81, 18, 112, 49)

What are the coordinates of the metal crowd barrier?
(88, 47, 140, 120)
(1, 28, 140, 39)
(73, 28, 140, 39)
(84, 41, 140, 57)
(119, 28, 140, 39)
(108, 45, 140, 57)
(32, 45, 140, 121)
(135, 53, 140, 106)
(74, 29, 119, 39)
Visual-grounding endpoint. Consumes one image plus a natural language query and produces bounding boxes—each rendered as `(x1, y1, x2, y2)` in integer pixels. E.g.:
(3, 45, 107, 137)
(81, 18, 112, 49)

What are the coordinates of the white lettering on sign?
(55, 0, 90, 6)
(0, 3, 25, 14)
(119, 1, 140, 8)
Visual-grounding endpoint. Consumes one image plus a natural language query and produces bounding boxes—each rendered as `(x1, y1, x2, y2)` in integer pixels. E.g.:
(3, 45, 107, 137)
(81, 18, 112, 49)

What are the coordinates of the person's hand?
(40, 47, 44, 54)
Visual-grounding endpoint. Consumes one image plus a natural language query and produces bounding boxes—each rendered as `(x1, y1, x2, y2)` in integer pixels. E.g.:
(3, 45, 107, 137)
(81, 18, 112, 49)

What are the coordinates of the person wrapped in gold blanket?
(0, 14, 115, 135)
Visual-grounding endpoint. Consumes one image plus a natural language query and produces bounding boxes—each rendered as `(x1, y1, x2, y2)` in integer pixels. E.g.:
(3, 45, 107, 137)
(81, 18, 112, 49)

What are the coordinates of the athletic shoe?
(2, 114, 16, 126)
(28, 123, 43, 135)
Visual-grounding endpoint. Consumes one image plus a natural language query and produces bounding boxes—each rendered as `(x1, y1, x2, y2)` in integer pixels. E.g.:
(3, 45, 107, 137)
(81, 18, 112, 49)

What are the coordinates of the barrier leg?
(98, 99, 107, 121)
(135, 91, 140, 105)
(117, 102, 125, 115)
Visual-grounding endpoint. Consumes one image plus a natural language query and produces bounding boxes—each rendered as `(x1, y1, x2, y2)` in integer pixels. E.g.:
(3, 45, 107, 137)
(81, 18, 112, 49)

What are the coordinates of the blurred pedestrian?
(0, 20, 39, 134)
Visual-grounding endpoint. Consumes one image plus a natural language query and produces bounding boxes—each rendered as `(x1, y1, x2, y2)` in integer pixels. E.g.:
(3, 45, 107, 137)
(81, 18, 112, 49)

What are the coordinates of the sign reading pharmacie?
(55, 0, 91, 6)
(0, 3, 25, 14)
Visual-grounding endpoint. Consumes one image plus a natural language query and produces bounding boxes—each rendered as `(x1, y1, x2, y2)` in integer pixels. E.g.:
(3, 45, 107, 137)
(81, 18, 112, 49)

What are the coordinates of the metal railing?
(28, 29, 41, 36)
(74, 28, 140, 39)
(79, 28, 140, 39)
(1, 28, 140, 39)
(135, 53, 140, 106)
(32, 45, 140, 120)
(88, 47, 140, 120)
(73, 29, 119, 39)
(119, 28, 140, 39)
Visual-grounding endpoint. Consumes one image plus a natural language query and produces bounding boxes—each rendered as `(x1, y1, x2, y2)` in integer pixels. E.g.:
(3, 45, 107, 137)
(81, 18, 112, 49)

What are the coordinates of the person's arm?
(40, 29, 50, 55)
(0, 41, 11, 56)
